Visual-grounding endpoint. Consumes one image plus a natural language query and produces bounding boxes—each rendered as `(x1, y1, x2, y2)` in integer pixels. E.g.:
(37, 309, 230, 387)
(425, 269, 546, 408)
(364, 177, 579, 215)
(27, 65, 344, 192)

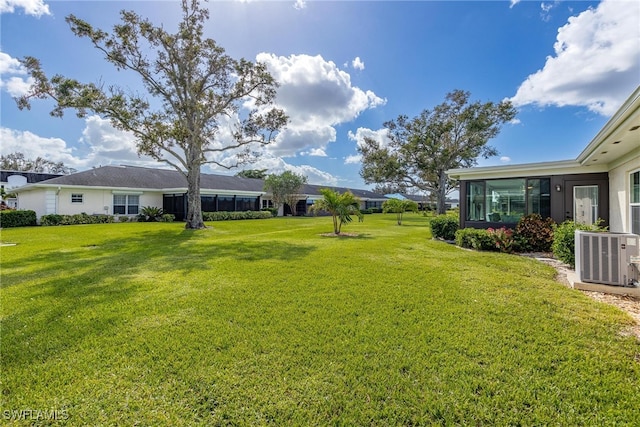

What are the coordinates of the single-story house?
(447, 85, 640, 236)
(1, 170, 63, 209)
(12, 165, 388, 221)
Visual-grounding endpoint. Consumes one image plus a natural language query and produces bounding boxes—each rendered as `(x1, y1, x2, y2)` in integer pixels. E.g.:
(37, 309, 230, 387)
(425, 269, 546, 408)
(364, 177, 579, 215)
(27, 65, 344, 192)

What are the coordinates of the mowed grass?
(1, 215, 639, 425)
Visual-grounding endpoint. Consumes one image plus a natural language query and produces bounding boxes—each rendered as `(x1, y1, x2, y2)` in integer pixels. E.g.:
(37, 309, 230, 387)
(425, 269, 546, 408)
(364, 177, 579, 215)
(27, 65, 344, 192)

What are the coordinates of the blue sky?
(1, 0, 639, 190)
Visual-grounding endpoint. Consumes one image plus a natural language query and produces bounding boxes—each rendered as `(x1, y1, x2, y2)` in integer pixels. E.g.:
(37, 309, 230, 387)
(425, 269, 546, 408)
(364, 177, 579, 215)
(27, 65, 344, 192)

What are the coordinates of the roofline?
(577, 85, 640, 165)
(446, 159, 609, 180)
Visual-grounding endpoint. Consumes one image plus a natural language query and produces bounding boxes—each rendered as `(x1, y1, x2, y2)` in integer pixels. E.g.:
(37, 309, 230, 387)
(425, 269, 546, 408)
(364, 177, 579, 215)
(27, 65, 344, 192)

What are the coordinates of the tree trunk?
(185, 164, 205, 229)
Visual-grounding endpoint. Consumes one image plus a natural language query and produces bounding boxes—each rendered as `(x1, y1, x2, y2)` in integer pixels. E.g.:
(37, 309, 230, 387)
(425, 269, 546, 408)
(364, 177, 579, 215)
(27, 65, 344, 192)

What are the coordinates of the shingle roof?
(22, 165, 388, 199)
(30, 165, 265, 192)
(302, 183, 387, 200)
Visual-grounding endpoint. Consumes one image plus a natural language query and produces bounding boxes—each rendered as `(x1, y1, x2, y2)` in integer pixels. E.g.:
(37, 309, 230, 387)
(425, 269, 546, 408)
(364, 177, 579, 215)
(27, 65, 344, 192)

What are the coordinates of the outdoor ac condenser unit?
(575, 231, 640, 287)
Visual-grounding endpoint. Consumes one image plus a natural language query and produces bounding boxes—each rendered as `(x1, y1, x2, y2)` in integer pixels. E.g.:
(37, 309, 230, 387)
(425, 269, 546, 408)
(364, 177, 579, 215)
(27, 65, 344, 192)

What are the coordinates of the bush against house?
(430, 215, 459, 240)
(0, 210, 37, 228)
(551, 220, 607, 267)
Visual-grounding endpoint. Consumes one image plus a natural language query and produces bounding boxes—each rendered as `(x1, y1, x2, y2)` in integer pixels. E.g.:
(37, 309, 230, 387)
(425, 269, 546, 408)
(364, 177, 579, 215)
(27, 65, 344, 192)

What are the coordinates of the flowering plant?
(487, 227, 515, 253)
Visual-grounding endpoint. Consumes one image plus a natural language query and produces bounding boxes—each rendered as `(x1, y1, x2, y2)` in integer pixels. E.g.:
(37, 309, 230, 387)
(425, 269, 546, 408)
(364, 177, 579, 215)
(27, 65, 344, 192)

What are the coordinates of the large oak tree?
(16, 0, 288, 229)
(358, 90, 516, 214)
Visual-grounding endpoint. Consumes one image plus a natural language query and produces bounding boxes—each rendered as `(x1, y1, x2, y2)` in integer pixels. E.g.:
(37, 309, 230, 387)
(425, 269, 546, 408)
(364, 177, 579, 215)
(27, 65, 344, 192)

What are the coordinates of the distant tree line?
(0, 152, 76, 174)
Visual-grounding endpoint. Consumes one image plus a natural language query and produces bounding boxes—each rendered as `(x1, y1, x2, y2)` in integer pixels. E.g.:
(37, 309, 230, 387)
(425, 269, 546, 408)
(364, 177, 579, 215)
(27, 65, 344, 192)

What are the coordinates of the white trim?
(447, 160, 607, 180)
(112, 190, 144, 195)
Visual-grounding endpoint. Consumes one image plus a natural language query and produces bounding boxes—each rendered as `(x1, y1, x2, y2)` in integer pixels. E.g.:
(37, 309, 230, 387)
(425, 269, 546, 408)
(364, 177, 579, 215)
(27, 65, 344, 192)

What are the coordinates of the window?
(201, 196, 216, 212)
(262, 199, 274, 209)
(466, 182, 485, 221)
(527, 178, 551, 218)
(217, 196, 234, 212)
(236, 197, 257, 211)
(113, 194, 139, 215)
(574, 185, 598, 225)
(71, 193, 83, 203)
(631, 170, 640, 235)
(466, 178, 551, 223)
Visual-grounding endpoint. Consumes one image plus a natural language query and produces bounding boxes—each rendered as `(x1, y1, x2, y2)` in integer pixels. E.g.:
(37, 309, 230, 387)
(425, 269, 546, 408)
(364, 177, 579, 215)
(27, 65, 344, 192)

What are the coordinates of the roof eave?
(446, 159, 608, 180)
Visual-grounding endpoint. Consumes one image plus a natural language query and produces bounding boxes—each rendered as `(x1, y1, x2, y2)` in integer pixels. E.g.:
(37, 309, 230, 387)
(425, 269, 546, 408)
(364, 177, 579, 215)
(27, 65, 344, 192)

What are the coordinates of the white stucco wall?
(16, 189, 48, 219)
(18, 187, 164, 219)
(608, 151, 640, 233)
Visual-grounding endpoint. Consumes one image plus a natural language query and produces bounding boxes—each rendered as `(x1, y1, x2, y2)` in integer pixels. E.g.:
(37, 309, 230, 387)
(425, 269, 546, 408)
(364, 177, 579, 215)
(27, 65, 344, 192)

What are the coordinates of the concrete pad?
(572, 281, 640, 297)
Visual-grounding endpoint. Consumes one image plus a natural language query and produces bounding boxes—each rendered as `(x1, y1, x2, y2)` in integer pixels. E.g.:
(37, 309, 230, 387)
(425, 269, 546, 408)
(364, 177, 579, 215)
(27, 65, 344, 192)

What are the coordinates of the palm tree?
(311, 188, 363, 234)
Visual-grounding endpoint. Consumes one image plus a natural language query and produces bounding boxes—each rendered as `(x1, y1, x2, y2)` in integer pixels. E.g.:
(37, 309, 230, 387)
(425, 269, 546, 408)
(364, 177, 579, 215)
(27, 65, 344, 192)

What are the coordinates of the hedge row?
(0, 210, 37, 228)
(203, 210, 273, 221)
(430, 213, 608, 267)
(41, 213, 115, 226)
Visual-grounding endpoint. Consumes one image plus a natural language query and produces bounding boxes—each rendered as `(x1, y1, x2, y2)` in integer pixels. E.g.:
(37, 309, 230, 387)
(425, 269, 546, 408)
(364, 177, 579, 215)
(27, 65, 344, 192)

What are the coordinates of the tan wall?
(18, 188, 164, 219)
(608, 152, 640, 233)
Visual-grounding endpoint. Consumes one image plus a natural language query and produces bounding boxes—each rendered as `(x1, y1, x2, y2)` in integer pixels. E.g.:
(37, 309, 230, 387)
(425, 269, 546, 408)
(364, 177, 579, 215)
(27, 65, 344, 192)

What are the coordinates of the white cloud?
(511, 0, 640, 116)
(302, 148, 327, 157)
(0, 0, 50, 16)
(352, 57, 365, 71)
(0, 51, 33, 97)
(293, 0, 306, 10)
(344, 154, 362, 165)
(0, 117, 162, 172)
(0, 51, 23, 74)
(347, 127, 391, 149)
(500, 156, 512, 163)
(221, 154, 338, 186)
(256, 53, 386, 157)
(539, 2, 558, 22)
(509, 0, 521, 9)
(0, 127, 86, 169)
(3, 76, 34, 97)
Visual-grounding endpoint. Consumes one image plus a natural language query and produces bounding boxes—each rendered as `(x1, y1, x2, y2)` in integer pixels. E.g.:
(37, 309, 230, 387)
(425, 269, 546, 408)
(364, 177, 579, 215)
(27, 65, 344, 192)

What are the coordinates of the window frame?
(631, 169, 640, 235)
(71, 193, 84, 204)
(466, 177, 551, 223)
(113, 194, 140, 215)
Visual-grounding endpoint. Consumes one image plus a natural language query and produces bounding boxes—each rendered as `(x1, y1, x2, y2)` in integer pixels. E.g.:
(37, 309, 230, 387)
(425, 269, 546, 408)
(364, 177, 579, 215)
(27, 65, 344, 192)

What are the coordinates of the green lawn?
(1, 215, 639, 425)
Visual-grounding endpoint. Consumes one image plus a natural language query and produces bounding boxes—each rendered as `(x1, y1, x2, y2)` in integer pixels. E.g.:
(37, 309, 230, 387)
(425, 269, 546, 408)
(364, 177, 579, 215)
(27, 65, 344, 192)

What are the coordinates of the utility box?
(575, 231, 639, 287)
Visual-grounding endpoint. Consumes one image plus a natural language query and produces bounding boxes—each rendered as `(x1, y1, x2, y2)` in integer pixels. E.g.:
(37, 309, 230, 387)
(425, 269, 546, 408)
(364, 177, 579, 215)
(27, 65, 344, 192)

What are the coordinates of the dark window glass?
(466, 181, 485, 221)
(201, 196, 216, 212)
(218, 196, 234, 211)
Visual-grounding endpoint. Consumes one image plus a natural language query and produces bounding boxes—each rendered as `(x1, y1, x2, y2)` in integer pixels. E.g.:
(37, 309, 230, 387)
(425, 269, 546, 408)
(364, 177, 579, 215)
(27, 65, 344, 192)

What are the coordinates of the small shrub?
(488, 227, 516, 253)
(138, 206, 165, 222)
(261, 208, 279, 217)
(93, 214, 114, 224)
(515, 214, 555, 252)
(161, 214, 175, 223)
(455, 228, 495, 251)
(117, 216, 130, 223)
(430, 215, 458, 240)
(41, 214, 64, 226)
(0, 210, 37, 228)
(552, 220, 607, 267)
